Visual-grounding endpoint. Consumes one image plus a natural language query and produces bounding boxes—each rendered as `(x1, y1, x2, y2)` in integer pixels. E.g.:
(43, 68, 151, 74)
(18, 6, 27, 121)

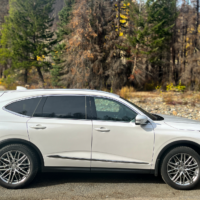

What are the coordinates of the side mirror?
(135, 115, 148, 125)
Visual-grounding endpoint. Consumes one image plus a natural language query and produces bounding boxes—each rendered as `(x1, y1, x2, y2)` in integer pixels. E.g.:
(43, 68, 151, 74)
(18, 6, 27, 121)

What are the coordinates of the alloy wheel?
(0, 151, 30, 184)
(167, 153, 199, 186)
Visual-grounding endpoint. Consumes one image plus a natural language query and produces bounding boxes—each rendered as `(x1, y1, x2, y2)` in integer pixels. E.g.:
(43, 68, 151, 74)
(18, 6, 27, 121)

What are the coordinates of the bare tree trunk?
(132, 45, 138, 75)
(36, 67, 44, 84)
(171, 1, 177, 83)
(24, 69, 28, 84)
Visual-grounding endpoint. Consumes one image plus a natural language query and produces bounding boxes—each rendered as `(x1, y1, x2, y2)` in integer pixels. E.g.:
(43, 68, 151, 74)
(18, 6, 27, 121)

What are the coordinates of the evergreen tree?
(0, 0, 55, 84)
(127, 0, 177, 85)
(57, 0, 75, 41)
(51, 0, 75, 87)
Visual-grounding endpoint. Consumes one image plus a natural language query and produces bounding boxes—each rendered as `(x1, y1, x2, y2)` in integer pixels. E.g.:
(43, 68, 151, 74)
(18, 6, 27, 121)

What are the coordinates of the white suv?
(0, 87, 200, 190)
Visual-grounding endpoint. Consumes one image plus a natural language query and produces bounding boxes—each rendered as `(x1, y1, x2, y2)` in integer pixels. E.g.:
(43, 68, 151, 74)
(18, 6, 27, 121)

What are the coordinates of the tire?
(0, 144, 39, 189)
(161, 146, 200, 190)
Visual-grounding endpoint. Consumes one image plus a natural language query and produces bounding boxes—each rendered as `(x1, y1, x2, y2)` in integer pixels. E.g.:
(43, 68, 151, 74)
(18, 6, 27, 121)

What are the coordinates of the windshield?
(121, 97, 158, 121)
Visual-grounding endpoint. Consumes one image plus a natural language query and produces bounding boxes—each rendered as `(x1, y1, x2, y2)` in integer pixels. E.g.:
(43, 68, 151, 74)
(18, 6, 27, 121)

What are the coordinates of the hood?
(157, 114, 200, 131)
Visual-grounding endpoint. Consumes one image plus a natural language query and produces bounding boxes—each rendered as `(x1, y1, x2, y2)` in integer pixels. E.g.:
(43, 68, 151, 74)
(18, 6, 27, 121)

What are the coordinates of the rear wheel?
(161, 146, 200, 190)
(0, 144, 39, 189)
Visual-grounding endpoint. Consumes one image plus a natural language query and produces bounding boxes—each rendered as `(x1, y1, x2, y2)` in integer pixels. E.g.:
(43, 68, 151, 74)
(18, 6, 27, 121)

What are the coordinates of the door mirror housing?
(135, 115, 148, 125)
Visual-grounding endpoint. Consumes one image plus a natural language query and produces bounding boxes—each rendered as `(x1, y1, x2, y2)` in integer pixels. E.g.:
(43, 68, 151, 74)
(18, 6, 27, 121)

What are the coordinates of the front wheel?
(161, 146, 200, 190)
(0, 144, 39, 189)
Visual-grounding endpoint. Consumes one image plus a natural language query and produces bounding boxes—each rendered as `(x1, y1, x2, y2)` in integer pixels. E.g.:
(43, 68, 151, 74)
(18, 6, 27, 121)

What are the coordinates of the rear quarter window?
(5, 97, 41, 117)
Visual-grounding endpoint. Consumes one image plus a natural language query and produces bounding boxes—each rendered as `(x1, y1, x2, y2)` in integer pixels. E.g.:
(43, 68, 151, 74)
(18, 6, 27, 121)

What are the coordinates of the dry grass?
(119, 86, 135, 99)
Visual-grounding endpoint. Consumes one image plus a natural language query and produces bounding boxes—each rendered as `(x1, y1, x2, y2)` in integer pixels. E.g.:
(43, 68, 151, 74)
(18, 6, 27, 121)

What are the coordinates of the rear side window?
(5, 97, 41, 117)
(34, 96, 86, 119)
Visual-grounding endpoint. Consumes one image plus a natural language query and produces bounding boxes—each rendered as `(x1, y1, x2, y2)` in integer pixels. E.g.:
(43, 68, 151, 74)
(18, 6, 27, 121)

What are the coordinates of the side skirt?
(42, 167, 154, 174)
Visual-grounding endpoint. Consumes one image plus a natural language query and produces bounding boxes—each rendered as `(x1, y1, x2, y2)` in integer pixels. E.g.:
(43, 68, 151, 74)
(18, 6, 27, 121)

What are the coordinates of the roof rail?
(16, 86, 27, 91)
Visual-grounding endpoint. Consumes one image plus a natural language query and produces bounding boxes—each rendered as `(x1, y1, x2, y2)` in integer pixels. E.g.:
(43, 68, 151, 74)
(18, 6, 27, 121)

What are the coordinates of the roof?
(3, 89, 119, 98)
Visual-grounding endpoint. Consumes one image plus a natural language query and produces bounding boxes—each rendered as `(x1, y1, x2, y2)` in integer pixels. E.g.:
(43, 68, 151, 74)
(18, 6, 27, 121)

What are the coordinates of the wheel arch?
(0, 138, 44, 170)
(155, 140, 200, 176)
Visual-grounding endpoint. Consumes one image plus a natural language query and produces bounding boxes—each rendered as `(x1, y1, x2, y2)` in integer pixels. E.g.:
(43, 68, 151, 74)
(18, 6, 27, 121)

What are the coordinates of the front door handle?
(95, 127, 110, 132)
(30, 125, 46, 130)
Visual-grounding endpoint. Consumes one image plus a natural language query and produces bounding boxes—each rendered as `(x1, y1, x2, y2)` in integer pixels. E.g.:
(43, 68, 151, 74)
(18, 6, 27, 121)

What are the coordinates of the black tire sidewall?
(161, 147, 200, 190)
(0, 144, 38, 189)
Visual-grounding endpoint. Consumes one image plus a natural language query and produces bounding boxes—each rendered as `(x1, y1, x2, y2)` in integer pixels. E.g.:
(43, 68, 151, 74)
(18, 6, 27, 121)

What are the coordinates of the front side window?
(88, 97, 137, 122)
(5, 97, 41, 117)
(33, 96, 86, 119)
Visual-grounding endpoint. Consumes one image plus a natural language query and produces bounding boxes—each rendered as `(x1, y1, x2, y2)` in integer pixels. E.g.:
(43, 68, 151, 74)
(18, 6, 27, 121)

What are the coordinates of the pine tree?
(51, 0, 75, 87)
(127, 0, 177, 86)
(0, 0, 55, 84)
(56, 0, 75, 41)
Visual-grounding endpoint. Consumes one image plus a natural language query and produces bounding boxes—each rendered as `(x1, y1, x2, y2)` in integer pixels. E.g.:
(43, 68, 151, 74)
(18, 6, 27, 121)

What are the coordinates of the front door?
(87, 97, 154, 170)
(28, 95, 92, 168)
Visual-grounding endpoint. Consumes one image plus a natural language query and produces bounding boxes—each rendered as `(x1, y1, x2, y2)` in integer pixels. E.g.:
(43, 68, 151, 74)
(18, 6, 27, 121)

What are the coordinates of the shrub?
(166, 81, 186, 92)
(119, 86, 135, 99)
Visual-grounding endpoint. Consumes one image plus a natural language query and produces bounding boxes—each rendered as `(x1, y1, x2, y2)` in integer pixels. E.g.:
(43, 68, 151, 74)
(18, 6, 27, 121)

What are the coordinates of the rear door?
(28, 95, 92, 168)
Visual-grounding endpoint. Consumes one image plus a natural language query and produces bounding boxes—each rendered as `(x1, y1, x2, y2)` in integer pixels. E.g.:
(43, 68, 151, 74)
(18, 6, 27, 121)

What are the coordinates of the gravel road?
(0, 172, 200, 200)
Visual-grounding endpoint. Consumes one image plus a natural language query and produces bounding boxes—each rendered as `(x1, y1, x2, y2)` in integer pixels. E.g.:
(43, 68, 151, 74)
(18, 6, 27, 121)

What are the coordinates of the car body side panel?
(91, 121, 154, 170)
(0, 102, 30, 142)
(28, 117, 92, 167)
(151, 121, 200, 169)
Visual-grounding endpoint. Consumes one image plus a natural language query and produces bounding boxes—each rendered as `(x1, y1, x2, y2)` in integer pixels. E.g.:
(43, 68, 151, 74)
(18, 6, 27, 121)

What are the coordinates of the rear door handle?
(95, 127, 110, 132)
(30, 125, 46, 130)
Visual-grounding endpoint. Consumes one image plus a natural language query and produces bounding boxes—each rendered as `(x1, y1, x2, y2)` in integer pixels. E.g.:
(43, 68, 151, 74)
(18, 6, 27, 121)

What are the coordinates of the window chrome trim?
(48, 155, 149, 165)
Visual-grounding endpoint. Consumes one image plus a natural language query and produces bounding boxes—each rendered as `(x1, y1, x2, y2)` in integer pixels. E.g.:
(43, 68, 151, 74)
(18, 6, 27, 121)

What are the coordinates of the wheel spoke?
(18, 167, 29, 176)
(168, 163, 177, 169)
(0, 162, 9, 168)
(175, 155, 181, 163)
(184, 156, 192, 165)
(180, 154, 183, 162)
(6, 153, 12, 163)
(10, 170, 16, 184)
(168, 168, 178, 173)
(7, 170, 12, 183)
(171, 171, 179, 181)
(16, 169, 27, 177)
(1, 169, 10, 179)
(17, 155, 26, 164)
(9, 152, 14, 161)
(186, 163, 198, 168)
(1, 158, 10, 164)
(0, 168, 9, 171)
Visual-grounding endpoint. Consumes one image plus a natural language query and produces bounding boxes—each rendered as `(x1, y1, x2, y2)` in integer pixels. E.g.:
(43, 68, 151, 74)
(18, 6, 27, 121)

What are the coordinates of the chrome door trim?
(48, 155, 149, 165)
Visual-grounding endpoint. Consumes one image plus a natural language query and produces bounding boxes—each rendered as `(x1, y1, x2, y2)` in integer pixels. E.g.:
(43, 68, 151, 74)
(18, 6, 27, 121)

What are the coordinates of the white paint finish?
(28, 118, 92, 167)
(165, 122, 200, 131)
(151, 120, 200, 169)
(0, 104, 29, 141)
(16, 86, 27, 91)
(159, 114, 200, 124)
(91, 121, 154, 169)
(0, 91, 4, 97)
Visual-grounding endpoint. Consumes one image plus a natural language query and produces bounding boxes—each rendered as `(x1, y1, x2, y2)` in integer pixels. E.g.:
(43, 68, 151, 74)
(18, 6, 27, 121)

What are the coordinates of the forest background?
(0, 0, 199, 94)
